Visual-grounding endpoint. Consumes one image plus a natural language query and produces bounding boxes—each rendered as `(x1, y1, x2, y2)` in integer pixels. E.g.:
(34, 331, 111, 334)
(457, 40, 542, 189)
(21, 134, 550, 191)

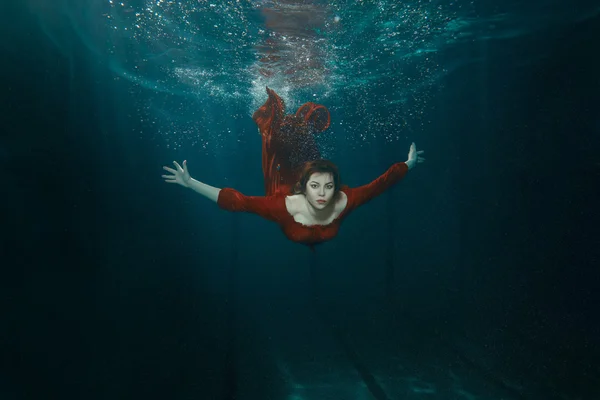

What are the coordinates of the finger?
(417, 150, 425, 154)
(418, 158, 426, 163)
(164, 179, 178, 183)
(183, 160, 188, 172)
(173, 161, 183, 171)
(163, 166, 176, 174)
(161, 174, 175, 179)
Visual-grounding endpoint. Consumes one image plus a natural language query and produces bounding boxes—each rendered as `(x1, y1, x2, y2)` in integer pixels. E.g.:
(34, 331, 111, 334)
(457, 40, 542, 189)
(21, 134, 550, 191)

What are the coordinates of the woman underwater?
(162, 87, 425, 248)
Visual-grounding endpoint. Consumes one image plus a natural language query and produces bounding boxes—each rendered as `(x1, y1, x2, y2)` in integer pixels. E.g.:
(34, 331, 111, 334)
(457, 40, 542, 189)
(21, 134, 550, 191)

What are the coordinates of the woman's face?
(304, 172, 335, 210)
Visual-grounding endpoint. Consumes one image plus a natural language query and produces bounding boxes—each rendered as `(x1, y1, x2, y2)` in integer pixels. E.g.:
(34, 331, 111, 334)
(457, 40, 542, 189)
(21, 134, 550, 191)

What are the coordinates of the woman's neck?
(303, 195, 335, 221)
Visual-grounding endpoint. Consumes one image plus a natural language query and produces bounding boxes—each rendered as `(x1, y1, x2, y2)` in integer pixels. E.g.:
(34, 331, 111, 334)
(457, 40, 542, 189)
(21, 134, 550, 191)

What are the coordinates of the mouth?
(317, 200, 327, 204)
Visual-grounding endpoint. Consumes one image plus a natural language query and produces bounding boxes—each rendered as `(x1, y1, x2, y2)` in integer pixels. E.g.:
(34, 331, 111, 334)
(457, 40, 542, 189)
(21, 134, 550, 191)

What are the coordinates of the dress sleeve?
(343, 162, 409, 210)
(217, 187, 283, 222)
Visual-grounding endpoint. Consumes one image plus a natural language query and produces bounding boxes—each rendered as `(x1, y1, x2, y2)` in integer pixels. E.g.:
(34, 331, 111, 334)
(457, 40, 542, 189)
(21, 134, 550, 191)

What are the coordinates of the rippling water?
(28, 0, 600, 150)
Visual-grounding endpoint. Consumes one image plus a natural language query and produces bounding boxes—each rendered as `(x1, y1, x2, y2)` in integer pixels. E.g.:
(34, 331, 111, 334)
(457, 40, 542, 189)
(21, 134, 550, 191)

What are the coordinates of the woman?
(162, 87, 425, 248)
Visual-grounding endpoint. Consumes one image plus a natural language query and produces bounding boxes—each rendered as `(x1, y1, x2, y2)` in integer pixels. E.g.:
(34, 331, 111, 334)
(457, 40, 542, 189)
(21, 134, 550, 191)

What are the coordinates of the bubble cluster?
(32, 0, 470, 149)
(318, 0, 461, 144)
(31, 0, 599, 149)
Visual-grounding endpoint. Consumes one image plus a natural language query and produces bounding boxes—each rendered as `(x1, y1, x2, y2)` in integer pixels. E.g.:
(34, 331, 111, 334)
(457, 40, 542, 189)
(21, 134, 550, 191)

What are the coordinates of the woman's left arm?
(344, 142, 425, 208)
(404, 142, 426, 170)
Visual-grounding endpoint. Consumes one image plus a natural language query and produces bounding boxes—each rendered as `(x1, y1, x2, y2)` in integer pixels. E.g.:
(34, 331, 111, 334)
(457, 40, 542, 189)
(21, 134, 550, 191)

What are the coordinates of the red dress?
(217, 87, 409, 246)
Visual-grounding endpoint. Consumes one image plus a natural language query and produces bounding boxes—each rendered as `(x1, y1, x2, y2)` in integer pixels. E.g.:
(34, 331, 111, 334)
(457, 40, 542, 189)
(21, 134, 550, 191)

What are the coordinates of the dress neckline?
(283, 188, 351, 228)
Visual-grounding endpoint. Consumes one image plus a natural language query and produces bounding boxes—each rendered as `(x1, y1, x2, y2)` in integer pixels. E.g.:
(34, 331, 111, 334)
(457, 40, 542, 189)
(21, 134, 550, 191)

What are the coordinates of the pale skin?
(162, 142, 425, 226)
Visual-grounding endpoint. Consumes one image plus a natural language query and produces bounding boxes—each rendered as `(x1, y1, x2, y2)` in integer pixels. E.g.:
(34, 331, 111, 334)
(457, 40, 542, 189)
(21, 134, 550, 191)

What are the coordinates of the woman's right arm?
(162, 160, 220, 203)
(162, 160, 280, 221)
(186, 178, 220, 203)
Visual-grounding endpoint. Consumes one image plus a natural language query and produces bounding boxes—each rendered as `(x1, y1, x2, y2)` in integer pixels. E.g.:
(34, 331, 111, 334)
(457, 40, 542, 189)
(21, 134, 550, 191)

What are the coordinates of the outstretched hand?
(162, 160, 191, 188)
(405, 142, 425, 170)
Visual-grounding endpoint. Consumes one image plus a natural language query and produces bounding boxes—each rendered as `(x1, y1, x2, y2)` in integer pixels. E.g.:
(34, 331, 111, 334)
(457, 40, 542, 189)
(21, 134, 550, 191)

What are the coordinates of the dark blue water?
(2, 0, 599, 399)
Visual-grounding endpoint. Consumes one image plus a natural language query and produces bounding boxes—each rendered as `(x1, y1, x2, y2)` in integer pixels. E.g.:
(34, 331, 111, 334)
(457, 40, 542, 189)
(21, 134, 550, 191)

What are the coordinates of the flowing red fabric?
(252, 87, 331, 196)
(295, 102, 331, 132)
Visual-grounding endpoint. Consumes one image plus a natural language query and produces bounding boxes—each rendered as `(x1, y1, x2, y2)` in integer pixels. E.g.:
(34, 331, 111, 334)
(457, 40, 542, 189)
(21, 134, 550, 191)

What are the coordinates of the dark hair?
(292, 159, 342, 195)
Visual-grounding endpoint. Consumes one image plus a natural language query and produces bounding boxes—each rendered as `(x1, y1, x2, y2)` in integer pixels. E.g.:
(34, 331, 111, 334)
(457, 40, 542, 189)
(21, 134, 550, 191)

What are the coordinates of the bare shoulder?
(285, 194, 302, 214)
(335, 190, 348, 213)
